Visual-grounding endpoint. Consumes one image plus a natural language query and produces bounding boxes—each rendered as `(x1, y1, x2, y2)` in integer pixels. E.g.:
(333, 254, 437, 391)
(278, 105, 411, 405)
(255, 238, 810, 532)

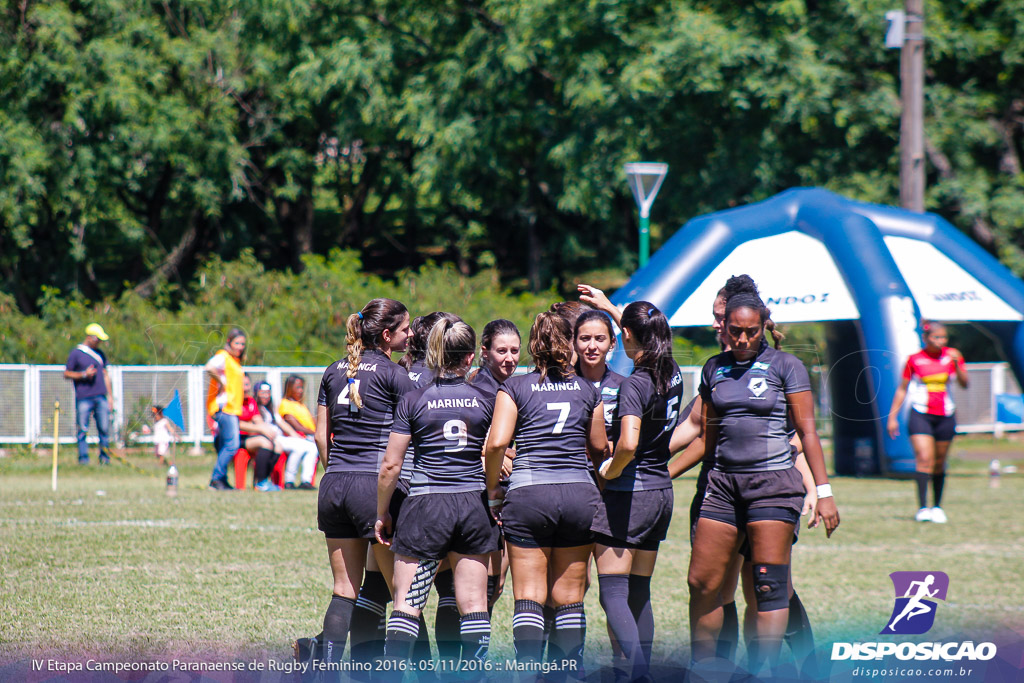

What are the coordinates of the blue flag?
(165, 389, 186, 432)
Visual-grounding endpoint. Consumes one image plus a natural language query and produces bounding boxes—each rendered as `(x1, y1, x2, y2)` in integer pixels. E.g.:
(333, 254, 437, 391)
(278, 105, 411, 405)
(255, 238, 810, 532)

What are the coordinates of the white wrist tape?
(816, 484, 834, 499)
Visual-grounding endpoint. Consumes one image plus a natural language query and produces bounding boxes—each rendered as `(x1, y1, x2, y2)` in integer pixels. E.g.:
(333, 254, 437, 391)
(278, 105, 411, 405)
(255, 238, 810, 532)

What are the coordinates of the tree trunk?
(132, 212, 206, 298)
(277, 192, 314, 273)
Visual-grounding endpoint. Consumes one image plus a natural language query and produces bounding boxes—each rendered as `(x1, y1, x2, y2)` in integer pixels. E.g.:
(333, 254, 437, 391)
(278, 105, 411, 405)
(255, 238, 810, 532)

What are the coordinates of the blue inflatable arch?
(608, 188, 1024, 474)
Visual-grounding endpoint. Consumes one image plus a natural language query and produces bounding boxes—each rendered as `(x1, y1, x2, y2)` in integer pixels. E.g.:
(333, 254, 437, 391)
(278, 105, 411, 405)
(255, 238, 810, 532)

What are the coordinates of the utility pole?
(899, 0, 925, 212)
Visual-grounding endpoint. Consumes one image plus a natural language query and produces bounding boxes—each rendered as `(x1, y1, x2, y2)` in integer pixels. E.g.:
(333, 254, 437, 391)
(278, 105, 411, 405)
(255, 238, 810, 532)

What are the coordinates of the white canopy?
(667, 231, 860, 325)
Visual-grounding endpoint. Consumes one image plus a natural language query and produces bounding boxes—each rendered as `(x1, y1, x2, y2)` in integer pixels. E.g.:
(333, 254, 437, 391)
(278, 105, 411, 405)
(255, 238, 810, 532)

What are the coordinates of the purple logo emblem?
(881, 571, 950, 635)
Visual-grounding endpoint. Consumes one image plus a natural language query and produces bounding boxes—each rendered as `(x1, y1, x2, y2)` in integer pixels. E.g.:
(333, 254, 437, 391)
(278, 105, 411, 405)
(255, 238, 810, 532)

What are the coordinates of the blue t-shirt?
(698, 345, 811, 473)
(65, 346, 108, 400)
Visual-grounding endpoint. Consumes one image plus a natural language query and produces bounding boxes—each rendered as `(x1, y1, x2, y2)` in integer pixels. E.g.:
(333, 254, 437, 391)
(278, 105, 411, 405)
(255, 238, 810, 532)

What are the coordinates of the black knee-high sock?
(350, 571, 390, 666)
(627, 575, 654, 667)
(487, 575, 499, 614)
(717, 601, 739, 660)
(384, 610, 420, 662)
(916, 472, 929, 508)
(413, 613, 432, 661)
(323, 595, 356, 664)
(434, 569, 461, 659)
(459, 611, 491, 664)
(932, 472, 946, 507)
(785, 592, 816, 672)
(548, 602, 586, 682)
(598, 574, 645, 679)
(254, 447, 276, 482)
(542, 603, 556, 658)
(512, 599, 545, 663)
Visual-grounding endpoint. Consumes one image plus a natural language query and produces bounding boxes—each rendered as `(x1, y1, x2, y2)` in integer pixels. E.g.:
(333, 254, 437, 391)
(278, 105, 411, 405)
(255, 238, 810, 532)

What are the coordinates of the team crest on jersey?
(716, 366, 732, 376)
(748, 377, 768, 397)
(752, 361, 771, 371)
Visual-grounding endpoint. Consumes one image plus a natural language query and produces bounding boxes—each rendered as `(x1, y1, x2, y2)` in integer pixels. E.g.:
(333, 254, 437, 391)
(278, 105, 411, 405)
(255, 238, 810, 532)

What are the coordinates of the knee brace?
(752, 564, 789, 612)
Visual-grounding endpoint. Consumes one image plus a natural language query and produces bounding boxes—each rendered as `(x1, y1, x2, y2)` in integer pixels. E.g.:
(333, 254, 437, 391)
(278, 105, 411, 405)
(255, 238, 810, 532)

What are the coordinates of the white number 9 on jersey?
(443, 419, 468, 452)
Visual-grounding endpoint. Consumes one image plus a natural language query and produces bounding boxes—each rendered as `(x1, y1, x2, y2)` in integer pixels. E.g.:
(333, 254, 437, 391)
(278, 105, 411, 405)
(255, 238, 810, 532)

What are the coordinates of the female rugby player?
(593, 302, 684, 682)
(887, 321, 968, 523)
(688, 284, 839, 676)
(483, 312, 607, 679)
(313, 298, 415, 669)
(376, 318, 499, 668)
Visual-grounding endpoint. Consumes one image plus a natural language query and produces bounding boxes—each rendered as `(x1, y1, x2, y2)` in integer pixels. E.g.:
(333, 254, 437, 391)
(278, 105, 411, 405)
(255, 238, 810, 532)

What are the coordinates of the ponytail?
(426, 318, 476, 378)
(765, 319, 785, 349)
(529, 312, 574, 383)
(400, 311, 460, 370)
(345, 298, 409, 410)
(621, 301, 674, 394)
(345, 313, 365, 409)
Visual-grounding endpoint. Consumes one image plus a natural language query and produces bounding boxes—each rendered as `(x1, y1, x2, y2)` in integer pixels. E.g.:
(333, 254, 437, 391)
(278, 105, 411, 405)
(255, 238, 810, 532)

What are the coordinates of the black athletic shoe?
(294, 633, 323, 682)
(298, 482, 316, 490)
(209, 479, 233, 491)
(284, 482, 296, 489)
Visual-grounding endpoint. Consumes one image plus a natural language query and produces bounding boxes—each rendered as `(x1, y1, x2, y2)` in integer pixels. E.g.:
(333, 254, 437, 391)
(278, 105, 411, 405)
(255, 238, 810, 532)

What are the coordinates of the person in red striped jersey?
(887, 321, 969, 524)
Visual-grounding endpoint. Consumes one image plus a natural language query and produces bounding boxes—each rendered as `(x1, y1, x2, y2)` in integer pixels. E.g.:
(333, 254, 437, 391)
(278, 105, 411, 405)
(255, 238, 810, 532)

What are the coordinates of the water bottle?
(166, 465, 179, 497)
(989, 459, 1001, 489)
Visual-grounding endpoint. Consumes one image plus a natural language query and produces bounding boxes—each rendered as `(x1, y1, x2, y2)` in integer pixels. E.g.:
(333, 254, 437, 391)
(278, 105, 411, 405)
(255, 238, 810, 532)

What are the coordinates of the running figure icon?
(888, 574, 939, 631)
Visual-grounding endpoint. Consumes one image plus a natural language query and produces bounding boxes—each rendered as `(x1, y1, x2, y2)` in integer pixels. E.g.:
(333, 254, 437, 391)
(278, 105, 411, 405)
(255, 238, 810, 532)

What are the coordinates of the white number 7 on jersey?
(547, 402, 571, 434)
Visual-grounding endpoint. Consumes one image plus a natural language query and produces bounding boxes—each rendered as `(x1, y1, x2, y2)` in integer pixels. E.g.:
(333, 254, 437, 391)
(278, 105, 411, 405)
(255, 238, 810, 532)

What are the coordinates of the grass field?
(1, 444, 1023, 679)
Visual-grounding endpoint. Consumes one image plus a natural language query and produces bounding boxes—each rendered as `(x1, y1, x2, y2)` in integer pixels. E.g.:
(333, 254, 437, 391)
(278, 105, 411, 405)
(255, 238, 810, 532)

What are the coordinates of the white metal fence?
(1, 363, 1019, 446)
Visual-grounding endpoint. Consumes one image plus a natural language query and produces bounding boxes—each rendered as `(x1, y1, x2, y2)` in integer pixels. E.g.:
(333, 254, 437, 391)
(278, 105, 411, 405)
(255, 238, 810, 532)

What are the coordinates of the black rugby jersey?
(318, 348, 418, 474)
(578, 364, 626, 441)
(407, 359, 433, 387)
(698, 345, 811, 473)
(606, 362, 684, 492)
(498, 370, 601, 491)
(392, 377, 494, 495)
(469, 365, 502, 396)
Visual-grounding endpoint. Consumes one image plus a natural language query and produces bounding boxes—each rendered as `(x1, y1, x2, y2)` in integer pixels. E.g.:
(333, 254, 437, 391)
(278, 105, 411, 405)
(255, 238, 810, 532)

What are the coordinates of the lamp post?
(624, 162, 668, 268)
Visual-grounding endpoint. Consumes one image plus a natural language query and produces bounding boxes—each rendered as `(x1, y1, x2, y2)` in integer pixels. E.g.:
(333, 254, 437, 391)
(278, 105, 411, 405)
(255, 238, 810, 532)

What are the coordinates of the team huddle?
(303, 275, 841, 681)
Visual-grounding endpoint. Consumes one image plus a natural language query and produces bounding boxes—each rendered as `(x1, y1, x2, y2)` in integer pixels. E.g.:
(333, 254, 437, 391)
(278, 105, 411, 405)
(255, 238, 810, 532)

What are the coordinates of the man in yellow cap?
(63, 323, 114, 465)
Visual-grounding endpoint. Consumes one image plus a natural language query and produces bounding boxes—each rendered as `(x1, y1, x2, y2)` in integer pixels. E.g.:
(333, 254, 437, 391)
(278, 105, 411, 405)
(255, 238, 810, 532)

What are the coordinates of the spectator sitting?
(239, 374, 282, 492)
(255, 380, 319, 490)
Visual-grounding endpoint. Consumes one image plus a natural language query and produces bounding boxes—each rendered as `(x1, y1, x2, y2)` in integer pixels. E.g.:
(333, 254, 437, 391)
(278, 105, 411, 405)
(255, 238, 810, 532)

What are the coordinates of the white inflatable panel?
(668, 231, 860, 325)
(884, 236, 1023, 322)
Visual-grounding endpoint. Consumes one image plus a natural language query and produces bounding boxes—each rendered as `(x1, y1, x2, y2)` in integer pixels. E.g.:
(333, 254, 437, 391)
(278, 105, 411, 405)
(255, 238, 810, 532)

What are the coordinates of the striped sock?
(512, 599, 545, 664)
(384, 610, 420, 662)
(434, 569, 461, 659)
(548, 602, 586, 682)
(459, 611, 491, 664)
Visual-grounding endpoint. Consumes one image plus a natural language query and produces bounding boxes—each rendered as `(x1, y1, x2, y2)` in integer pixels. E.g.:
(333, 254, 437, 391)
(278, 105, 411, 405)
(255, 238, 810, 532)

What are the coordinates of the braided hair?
(344, 298, 408, 409)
